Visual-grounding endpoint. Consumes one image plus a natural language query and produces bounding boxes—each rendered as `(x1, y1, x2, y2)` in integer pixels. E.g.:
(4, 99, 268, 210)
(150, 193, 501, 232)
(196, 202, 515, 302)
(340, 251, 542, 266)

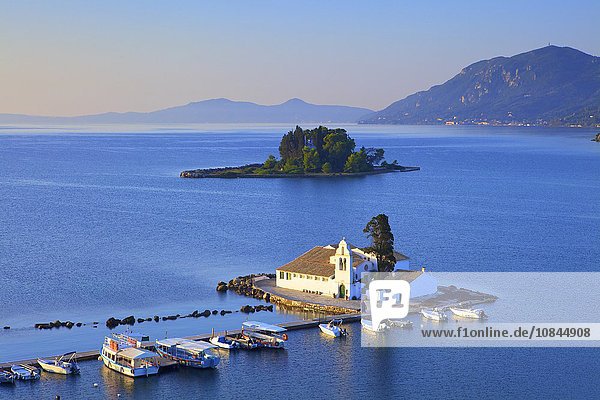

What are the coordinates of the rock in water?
(240, 305, 255, 313)
(120, 315, 136, 326)
(106, 317, 121, 329)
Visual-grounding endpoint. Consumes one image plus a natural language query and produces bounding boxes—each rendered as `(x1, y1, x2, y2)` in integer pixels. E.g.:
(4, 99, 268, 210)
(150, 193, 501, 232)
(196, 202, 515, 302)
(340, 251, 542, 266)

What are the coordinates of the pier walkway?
(0, 313, 359, 369)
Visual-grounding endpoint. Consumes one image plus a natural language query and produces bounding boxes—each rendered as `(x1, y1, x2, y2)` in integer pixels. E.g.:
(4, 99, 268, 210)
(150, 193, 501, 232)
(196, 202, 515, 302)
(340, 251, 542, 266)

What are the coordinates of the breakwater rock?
(240, 304, 274, 313)
(106, 315, 135, 329)
(35, 320, 78, 330)
(218, 273, 275, 301)
(102, 307, 246, 330)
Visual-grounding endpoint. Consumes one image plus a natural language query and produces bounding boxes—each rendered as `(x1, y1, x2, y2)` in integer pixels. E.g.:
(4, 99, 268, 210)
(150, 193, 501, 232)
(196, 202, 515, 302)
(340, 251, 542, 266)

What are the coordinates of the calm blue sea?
(1, 124, 599, 399)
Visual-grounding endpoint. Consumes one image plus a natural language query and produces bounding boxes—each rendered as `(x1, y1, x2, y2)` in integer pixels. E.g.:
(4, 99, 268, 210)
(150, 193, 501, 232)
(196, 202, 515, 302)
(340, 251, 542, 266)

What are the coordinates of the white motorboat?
(155, 338, 220, 368)
(38, 351, 80, 375)
(449, 307, 487, 319)
(0, 370, 16, 384)
(387, 319, 413, 329)
(420, 308, 447, 321)
(11, 364, 40, 380)
(318, 319, 348, 337)
(100, 334, 160, 377)
(241, 321, 288, 349)
(209, 335, 240, 350)
(361, 318, 388, 333)
(220, 332, 260, 350)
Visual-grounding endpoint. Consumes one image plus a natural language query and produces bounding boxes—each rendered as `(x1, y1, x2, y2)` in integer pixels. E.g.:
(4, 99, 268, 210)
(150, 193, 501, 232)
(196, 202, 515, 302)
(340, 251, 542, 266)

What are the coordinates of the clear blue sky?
(1, 0, 599, 115)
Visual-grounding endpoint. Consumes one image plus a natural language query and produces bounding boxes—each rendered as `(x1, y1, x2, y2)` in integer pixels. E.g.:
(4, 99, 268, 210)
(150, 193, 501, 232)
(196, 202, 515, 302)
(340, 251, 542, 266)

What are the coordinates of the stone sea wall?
(218, 273, 359, 315)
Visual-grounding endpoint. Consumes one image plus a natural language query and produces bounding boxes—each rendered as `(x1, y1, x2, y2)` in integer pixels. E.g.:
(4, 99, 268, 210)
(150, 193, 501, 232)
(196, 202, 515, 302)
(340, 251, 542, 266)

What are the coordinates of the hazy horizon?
(1, 0, 599, 116)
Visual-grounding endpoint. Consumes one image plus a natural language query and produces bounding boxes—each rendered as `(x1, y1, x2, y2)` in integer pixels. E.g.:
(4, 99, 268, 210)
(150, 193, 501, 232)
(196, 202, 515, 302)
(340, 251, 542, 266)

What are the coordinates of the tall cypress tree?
(363, 214, 396, 272)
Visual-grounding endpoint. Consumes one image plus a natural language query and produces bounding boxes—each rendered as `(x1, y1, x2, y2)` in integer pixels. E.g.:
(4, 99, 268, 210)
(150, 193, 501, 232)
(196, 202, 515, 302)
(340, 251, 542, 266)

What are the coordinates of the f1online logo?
(368, 280, 410, 330)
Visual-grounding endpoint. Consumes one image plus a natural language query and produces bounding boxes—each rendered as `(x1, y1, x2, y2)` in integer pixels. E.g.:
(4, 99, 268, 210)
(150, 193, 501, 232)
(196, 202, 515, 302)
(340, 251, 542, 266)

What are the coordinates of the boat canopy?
(117, 347, 158, 360)
(242, 321, 287, 333)
(113, 333, 150, 343)
(156, 338, 216, 352)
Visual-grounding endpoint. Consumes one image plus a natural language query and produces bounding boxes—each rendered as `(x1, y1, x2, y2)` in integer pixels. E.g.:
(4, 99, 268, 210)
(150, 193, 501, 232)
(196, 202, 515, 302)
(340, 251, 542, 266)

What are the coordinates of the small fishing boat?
(241, 321, 288, 349)
(37, 351, 80, 375)
(209, 334, 240, 350)
(318, 319, 347, 337)
(221, 332, 260, 350)
(155, 338, 220, 368)
(0, 370, 16, 384)
(449, 307, 487, 319)
(361, 318, 388, 333)
(387, 319, 413, 329)
(11, 364, 40, 380)
(420, 308, 447, 321)
(100, 334, 160, 377)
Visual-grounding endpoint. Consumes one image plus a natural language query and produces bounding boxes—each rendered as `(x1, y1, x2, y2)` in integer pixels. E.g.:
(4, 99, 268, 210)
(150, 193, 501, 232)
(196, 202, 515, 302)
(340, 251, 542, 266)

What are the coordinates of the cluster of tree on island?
(256, 126, 399, 175)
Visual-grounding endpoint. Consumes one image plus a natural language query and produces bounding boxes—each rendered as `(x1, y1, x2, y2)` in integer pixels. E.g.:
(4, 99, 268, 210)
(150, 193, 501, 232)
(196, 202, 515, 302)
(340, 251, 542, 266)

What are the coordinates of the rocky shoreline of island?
(180, 163, 419, 178)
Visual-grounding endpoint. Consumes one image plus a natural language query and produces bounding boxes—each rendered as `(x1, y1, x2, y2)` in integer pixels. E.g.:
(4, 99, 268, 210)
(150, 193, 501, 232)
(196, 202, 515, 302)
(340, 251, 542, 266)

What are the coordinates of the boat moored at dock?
(241, 321, 288, 349)
(100, 334, 160, 378)
(386, 319, 413, 329)
(155, 338, 220, 368)
(319, 319, 347, 337)
(38, 351, 80, 375)
(420, 308, 447, 321)
(361, 318, 387, 333)
(10, 364, 40, 380)
(0, 370, 16, 384)
(209, 333, 241, 350)
(448, 307, 487, 319)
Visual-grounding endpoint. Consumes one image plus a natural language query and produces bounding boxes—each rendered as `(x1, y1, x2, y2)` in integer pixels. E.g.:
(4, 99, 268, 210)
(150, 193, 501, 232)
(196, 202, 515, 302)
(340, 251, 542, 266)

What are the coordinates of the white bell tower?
(332, 238, 352, 299)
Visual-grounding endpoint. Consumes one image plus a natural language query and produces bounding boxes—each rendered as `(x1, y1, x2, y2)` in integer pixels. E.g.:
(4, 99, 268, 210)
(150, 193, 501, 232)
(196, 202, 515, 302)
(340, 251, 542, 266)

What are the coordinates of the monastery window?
(293, 274, 297, 278)
(279, 271, 284, 279)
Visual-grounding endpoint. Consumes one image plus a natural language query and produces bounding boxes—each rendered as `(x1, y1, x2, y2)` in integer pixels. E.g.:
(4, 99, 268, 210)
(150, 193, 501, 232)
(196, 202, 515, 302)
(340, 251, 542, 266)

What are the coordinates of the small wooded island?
(180, 126, 419, 178)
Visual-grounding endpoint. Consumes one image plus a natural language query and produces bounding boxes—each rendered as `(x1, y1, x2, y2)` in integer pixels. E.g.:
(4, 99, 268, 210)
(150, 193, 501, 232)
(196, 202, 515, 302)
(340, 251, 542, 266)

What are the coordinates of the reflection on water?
(100, 364, 136, 396)
(1, 126, 599, 398)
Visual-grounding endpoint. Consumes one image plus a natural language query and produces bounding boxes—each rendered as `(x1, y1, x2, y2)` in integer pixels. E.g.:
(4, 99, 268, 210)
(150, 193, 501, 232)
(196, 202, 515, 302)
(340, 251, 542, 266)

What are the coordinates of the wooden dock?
(0, 314, 359, 370)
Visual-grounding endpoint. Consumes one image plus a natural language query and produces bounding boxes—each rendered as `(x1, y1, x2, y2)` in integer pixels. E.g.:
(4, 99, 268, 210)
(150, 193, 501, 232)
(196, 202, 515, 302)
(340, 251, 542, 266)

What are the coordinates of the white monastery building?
(276, 238, 437, 300)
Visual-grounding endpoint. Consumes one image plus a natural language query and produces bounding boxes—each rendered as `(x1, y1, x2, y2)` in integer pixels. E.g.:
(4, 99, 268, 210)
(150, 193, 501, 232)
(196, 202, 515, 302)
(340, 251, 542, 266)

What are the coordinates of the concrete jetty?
(0, 313, 360, 370)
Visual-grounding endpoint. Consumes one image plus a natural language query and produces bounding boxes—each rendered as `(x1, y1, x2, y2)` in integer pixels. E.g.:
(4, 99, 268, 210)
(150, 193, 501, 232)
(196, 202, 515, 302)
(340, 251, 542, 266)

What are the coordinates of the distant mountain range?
(3, 46, 598, 127)
(0, 98, 372, 125)
(360, 46, 600, 127)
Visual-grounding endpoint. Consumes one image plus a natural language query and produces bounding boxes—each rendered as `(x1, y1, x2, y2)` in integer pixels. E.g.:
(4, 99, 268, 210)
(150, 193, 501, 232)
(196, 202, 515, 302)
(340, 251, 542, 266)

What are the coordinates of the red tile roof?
(276, 246, 366, 277)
